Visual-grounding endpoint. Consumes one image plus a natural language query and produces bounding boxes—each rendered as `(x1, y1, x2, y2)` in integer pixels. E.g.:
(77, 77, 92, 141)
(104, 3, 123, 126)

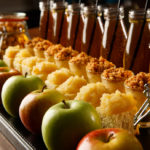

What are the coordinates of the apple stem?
(25, 72, 28, 78)
(41, 85, 47, 92)
(106, 133, 114, 143)
(62, 100, 69, 109)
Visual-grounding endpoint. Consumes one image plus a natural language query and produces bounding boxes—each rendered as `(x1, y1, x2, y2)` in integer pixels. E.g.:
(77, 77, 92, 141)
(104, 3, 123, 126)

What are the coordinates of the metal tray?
(0, 105, 150, 150)
(0, 106, 46, 150)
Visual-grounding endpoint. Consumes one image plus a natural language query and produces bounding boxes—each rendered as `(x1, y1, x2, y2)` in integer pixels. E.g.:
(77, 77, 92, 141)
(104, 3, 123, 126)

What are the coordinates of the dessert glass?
(101, 68, 134, 93)
(69, 52, 91, 79)
(44, 44, 64, 62)
(86, 57, 115, 83)
(54, 47, 78, 69)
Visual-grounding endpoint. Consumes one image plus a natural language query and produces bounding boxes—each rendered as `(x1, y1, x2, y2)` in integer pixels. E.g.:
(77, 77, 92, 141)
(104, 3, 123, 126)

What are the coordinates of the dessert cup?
(34, 40, 52, 58)
(25, 37, 44, 55)
(124, 72, 150, 109)
(69, 52, 91, 80)
(44, 44, 64, 62)
(54, 47, 78, 69)
(101, 68, 134, 93)
(86, 57, 115, 83)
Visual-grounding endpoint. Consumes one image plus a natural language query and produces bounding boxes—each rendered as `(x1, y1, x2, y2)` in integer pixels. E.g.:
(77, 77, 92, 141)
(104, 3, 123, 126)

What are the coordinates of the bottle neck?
(39, 1, 49, 11)
(65, 3, 82, 14)
(129, 9, 146, 22)
(81, 6, 97, 15)
(146, 9, 150, 21)
(50, 1, 67, 11)
(104, 8, 124, 20)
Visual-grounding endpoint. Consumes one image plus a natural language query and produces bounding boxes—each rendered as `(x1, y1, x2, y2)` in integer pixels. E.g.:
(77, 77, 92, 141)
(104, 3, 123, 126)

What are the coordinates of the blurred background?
(0, 0, 149, 28)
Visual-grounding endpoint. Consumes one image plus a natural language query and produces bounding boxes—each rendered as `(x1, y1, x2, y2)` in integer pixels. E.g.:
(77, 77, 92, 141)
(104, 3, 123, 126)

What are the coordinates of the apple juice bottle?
(89, 6, 104, 58)
(47, 1, 67, 44)
(100, 8, 127, 67)
(60, 3, 82, 48)
(74, 5, 97, 53)
(39, 1, 49, 39)
(124, 9, 150, 73)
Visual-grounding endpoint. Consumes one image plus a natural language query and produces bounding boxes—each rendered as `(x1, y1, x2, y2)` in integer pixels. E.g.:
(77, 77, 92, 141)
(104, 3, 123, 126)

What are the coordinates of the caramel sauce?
(60, 9, 80, 47)
(75, 10, 96, 53)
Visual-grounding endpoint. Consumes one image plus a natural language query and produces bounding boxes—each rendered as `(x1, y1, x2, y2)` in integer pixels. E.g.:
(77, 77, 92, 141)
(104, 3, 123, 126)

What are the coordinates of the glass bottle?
(47, 1, 67, 44)
(60, 3, 82, 47)
(74, 5, 97, 53)
(100, 8, 127, 67)
(89, 5, 104, 58)
(39, 1, 50, 39)
(0, 13, 29, 58)
(124, 9, 150, 73)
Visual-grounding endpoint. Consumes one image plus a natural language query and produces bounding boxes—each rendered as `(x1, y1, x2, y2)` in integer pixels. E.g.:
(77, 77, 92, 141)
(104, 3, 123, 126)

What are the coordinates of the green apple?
(19, 88, 66, 134)
(0, 69, 21, 103)
(77, 128, 143, 150)
(42, 100, 101, 150)
(0, 59, 7, 67)
(1, 75, 45, 117)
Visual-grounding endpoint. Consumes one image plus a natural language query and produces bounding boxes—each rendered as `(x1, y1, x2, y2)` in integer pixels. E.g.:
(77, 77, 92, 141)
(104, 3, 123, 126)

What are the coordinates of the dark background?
(0, 0, 149, 28)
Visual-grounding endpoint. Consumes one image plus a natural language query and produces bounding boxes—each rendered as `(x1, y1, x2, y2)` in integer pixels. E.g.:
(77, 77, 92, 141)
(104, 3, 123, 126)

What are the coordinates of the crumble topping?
(34, 40, 53, 51)
(26, 37, 44, 48)
(102, 67, 134, 81)
(55, 47, 78, 61)
(125, 72, 150, 90)
(45, 44, 64, 56)
(69, 52, 91, 65)
(87, 57, 115, 73)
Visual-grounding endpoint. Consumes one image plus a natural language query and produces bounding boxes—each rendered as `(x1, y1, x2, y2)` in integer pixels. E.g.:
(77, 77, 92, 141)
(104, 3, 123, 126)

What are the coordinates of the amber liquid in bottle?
(132, 21, 150, 73)
(101, 8, 127, 67)
(75, 7, 96, 53)
(60, 5, 80, 47)
(123, 20, 144, 71)
(39, 1, 49, 39)
(101, 20, 127, 67)
(47, 3, 65, 44)
(89, 12, 104, 58)
(124, 10, 150, 73)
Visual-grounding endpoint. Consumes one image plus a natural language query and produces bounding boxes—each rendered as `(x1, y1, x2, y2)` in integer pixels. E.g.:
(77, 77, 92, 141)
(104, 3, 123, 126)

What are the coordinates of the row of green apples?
(0, 59, 143, 150)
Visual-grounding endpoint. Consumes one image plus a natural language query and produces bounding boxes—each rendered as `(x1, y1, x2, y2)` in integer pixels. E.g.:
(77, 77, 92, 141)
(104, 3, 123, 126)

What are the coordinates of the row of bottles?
(39, 0, 150, 74)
